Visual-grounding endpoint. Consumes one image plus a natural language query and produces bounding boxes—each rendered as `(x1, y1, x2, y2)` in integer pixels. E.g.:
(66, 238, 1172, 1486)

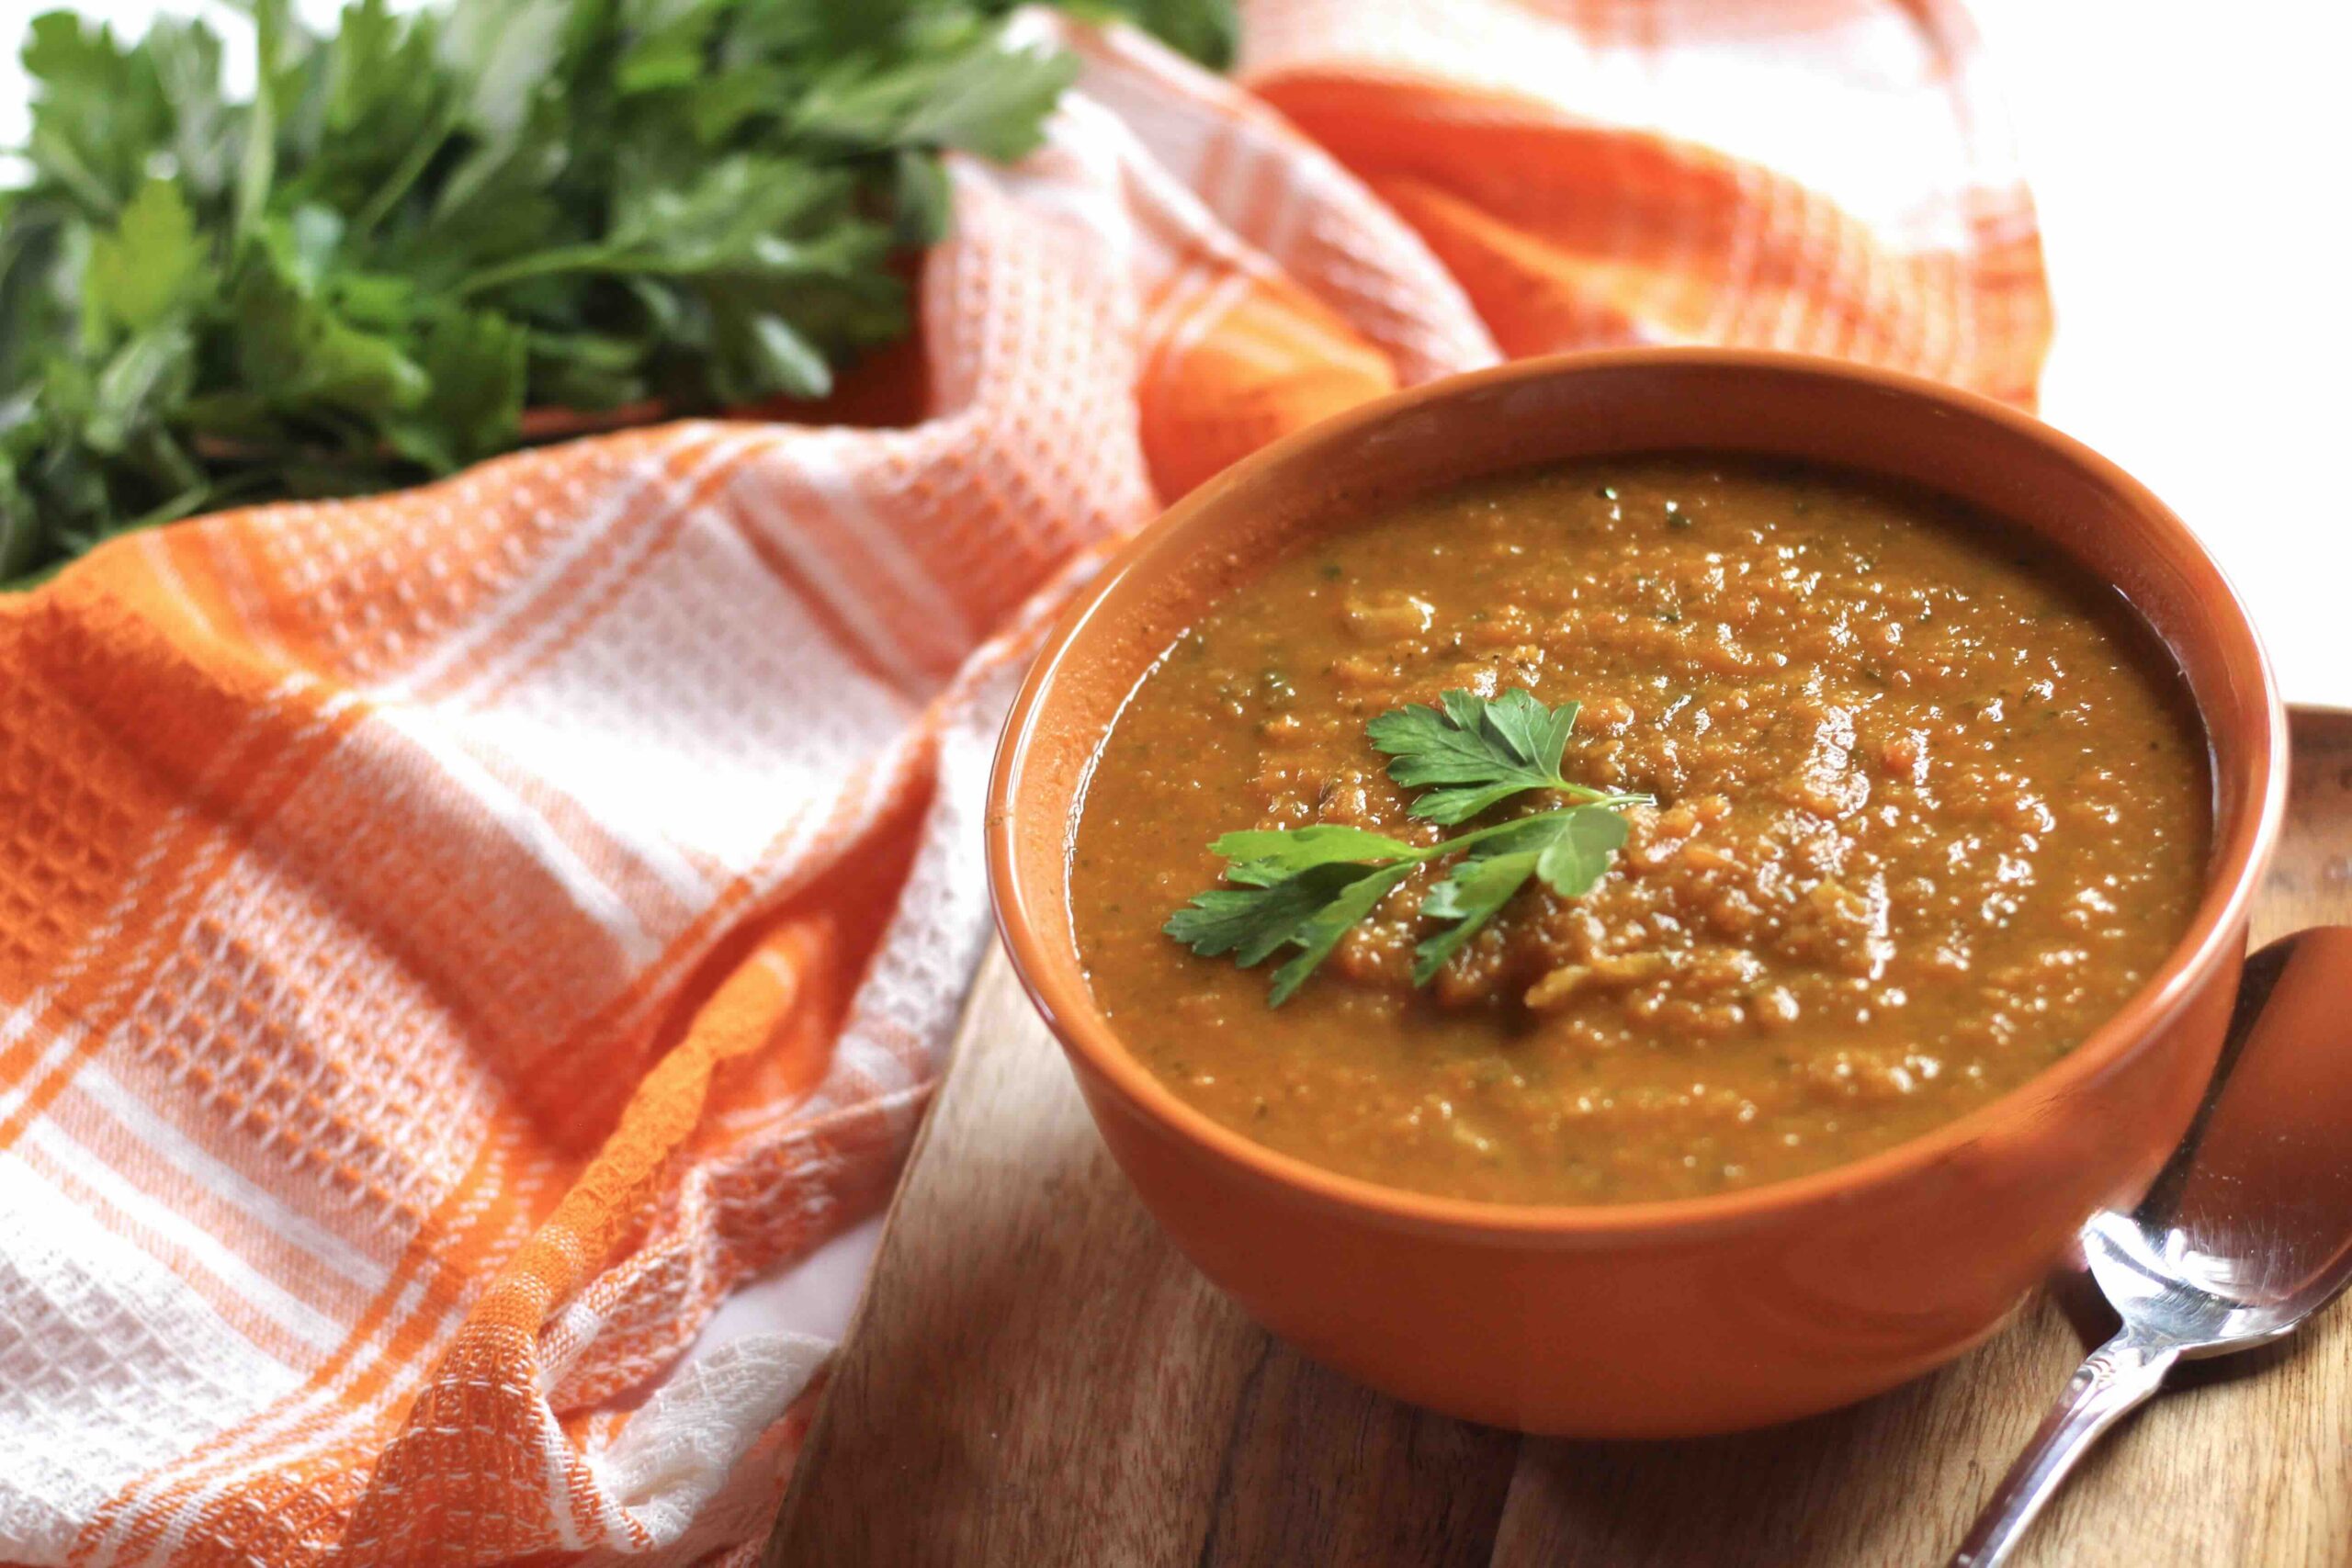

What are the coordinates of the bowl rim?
(986, 346, 2290, 1242)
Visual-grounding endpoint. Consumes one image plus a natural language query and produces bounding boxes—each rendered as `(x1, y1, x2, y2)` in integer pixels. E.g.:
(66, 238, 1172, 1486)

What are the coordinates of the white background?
(6, 1, 2347, 705)
(1968, 0, 2350, 710)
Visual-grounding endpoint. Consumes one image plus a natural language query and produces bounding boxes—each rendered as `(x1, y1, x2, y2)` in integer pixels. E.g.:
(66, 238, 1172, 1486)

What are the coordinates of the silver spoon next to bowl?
(1951, 926, 2352, 1566)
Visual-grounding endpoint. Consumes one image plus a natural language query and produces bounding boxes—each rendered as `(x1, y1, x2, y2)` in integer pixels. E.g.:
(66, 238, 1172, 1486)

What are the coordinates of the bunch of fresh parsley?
(0, 0, 1235, 584)
(1167, 689, 1655, 1005)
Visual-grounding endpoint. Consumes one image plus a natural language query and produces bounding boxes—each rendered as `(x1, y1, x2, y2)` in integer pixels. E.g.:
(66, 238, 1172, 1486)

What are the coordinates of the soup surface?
(1069, 457, 2210, 1205)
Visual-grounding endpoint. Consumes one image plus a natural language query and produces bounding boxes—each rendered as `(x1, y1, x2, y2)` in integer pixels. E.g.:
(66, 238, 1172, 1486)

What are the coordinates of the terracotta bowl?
(986, 349, 2288, 1437)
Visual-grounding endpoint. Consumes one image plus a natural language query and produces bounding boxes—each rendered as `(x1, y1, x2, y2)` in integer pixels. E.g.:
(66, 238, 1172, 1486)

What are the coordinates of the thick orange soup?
(1068, 457, 2209, 1205)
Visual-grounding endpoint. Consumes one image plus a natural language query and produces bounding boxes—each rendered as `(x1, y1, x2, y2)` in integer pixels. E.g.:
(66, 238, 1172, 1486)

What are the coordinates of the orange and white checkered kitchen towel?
(0, 3, 2047, 1563)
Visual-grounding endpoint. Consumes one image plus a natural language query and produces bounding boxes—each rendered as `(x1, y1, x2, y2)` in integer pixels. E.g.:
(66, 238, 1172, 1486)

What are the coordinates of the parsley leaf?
(1074, 0, 1238, 69)
(1166, 690, 1652, 1005)
(1167, 860, 1421, 1006)
(1410, 807, 1629, 982)
(85, 177, 209, 333)
(1168, 861, 1384, 966)
(1367, 686, 1641, 824)
(1206, 823, 1422, 875)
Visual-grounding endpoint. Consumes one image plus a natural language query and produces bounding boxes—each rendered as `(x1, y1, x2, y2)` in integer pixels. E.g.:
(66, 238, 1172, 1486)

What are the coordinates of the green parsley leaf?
(384, 304, 527, 470)
(1167, 691, 1652, 1005)
(1410, 807, 1628, 982)
(1263, 863, 1418, 1005)
(229, 243, 431, 415)
(85, 177, 209, 333)
(1206, 823, 1422, 874)
(1166, 860, 1419, 1007)
(1368, 686, 1642, 824)
(1055, 0, 1238, 69)
(1168, 860, 1389, 967)
(793, 23, 1080, 163)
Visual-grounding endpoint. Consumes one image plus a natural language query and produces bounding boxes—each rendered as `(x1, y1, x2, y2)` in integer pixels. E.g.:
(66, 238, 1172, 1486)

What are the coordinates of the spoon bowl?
(2083, 1210, 2308, 1356)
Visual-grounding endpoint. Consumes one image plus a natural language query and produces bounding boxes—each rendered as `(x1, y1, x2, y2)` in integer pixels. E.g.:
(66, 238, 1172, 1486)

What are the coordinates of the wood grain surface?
(766, 709, 2352, 1568)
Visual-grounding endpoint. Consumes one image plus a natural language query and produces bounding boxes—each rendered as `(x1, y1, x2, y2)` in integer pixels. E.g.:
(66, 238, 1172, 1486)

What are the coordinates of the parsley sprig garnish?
(1165, 689, 1652, 1005)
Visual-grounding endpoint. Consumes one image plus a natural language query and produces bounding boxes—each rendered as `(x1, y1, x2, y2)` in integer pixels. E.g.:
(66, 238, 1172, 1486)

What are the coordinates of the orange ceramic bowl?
(986, 349, 2288, 1437)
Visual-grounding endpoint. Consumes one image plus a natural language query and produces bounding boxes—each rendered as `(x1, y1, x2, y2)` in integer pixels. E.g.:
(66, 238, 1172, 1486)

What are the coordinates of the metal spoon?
(1950, 927, 2352, 1566)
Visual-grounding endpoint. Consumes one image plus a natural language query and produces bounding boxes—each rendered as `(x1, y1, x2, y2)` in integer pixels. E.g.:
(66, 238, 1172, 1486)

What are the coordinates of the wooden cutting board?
(765, 708, 2352, 1567)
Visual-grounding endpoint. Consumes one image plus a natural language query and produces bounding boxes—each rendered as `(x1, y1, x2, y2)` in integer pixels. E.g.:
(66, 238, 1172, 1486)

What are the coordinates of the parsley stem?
(1552, 783, 1654, 807)
(33, 141, 122, 220)
(451, 247, 689, 299)
(351, 107, 459, 240)
(1383, 795, 1654, 867)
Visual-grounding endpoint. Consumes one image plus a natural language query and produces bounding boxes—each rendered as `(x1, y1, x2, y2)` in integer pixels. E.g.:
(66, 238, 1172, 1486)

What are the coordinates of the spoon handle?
(1948, 1329, 2181, 1567)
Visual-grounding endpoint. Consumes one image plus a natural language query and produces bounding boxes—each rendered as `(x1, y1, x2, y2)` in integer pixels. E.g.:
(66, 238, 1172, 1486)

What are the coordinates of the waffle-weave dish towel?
(0, 2, 2047, 1562)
